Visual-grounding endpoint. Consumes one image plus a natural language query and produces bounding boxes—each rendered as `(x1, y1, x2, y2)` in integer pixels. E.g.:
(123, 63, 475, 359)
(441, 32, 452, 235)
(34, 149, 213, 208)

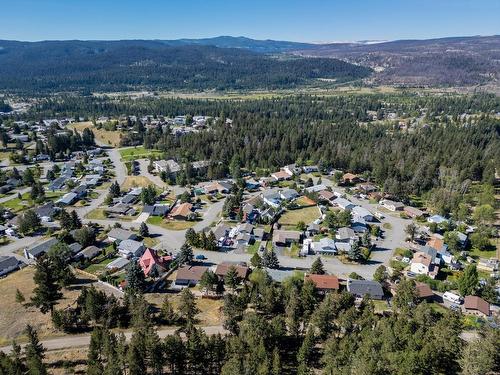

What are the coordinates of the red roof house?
(139, 248, 172, 277)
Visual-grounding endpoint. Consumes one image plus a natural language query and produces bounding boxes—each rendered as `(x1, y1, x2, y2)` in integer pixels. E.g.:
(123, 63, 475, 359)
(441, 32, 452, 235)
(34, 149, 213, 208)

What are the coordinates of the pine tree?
(59, 209, 73, 231)
(199, 270, 219, 295)
(286, 287, 301, 336)
(109, 181, 121, 198)
(271, 347, 282, 375)
(224, 266, 240, 290)
(126, 261, 146, 295)
(15, 289, 25, 304)
(31, 256, 63, 314)
(310, 257, 325, 274)
(179, 243, 193, 264)
(458, 264, 479, 296)
(70, 210, 82, 229)
(250, 252, 262, 268)
(24, 325, 47, 375)
(348, 241, 362, 261)
(262, 249, 280, 269)
(161, 296, 178, 325)
(139, 222, 149, 237)
(185, 228, 198, 246)
(178, 288, 199, 326)
(87, 328, 104, 375)
(206, 231, 218, 251)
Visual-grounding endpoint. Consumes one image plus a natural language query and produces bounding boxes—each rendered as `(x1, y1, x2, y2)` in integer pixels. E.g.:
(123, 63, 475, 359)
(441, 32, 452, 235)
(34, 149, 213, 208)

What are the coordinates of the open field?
(84, 208, 107, 220)
(119, 146, 163, 162)
(278, 206, 321, 228)
(468, 245, 498, 260)
(3, 191, 65, 213)
(147, 216, 196, 230)
(0, 267, 84, 345)
(121, 176, 157, 190)
(145, 293, 223, 326)
(68, 122, 121, 147)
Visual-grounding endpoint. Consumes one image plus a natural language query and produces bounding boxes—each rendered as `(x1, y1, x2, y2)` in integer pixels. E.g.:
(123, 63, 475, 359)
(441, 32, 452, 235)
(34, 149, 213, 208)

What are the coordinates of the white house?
(351, 206, 373, 222)
(333, 198, 355, 211)
(118, 239, 145, 258)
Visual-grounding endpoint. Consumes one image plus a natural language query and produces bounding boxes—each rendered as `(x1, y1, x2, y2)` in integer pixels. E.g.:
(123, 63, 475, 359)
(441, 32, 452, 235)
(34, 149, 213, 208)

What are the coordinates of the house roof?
(213, 223, 230, 240)
(170, 202, 193, 218)
(106, 257, 130, 270)
(0, 256, 19, 271)
(139, 248, 171, 276)
(342, 173, 358, 181)
(271, 170, 293, 180)
(176, 265, 208, 282)
(273, 230, 301, 243)
(318, 190, 335, 200)
(333, 197, 354, 209)
(26, 238, 58, 258)
(215, 262, 249, 279)
(412, 252, 432, 267)
(352, 206, 372, 219)
(35, 202, 57, 218)
(78, 246, 101, 259)
(305, 274, 340, 290)
(108, 228, 136, 241)
(464, 296, 490, 316)
(68, 242, 83, 255)
(415, 282, 434, 299)
(118, 239, 144, 255)
(347, 280, 384, 298)
(427, 237, 445, 252)
(336, 227, 356, 240)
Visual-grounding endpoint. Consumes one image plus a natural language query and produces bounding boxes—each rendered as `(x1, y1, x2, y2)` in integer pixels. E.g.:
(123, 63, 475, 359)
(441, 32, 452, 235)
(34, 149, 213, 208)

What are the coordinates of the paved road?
(0, 325, 226, 353)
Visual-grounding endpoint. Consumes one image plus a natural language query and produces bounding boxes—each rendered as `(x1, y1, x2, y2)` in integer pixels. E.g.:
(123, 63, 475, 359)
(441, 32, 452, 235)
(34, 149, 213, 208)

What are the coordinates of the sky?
(1, 0, 499, 43)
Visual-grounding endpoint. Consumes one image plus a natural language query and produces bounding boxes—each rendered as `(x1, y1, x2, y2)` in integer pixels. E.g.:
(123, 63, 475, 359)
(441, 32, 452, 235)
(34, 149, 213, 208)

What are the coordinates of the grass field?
(121, 176, 157, 190)
(84, 257, 117, 275)
(145, 293, 223, 326)
(84, 208, 107, 220)
(69, 122, 121, 147)
(0, 267, 83, 345)
(147, 216, 196, 230)
(295, 196, 317, 207)
(143, 236, 160, 248)
(278, 206, 320, 228)
(119, 146, 163, 162)
(247, 241, 261, 254)
(3, 191, 65, 213)
(468, 246, 498, 260)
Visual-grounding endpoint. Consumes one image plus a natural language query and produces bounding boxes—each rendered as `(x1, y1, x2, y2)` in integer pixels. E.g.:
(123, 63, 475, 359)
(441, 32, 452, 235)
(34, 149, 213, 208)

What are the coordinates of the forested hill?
(0, 40, 370, 93)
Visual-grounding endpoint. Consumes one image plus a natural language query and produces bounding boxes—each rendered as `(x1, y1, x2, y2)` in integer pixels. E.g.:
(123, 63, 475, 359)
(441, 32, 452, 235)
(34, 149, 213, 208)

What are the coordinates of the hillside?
(294, 35, 500, 87)
(0, 40, 370, 93)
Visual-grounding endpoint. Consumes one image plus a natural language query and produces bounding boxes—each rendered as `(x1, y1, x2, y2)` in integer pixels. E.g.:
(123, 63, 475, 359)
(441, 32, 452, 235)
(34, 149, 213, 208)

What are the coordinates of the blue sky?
(1, 0, 499, 42)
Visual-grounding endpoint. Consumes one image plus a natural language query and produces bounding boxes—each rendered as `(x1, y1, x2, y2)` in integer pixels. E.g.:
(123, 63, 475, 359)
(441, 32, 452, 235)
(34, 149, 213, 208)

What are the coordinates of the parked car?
(195, 254, 206, 260)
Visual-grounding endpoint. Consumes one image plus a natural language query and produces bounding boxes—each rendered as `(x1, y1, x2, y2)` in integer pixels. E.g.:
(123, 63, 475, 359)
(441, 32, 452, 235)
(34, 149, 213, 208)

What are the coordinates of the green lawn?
(84, 257, 117, 275)
(247, 241, 261, 254)
(278, 206, 320, 228)
(3, 191, 64, 213)
(119, 146, 163, 162)
(283, 243, 300, 258)
(85, 208, 108, 220)
(147, 216, 196, 230)
(468, 246, 497, 260)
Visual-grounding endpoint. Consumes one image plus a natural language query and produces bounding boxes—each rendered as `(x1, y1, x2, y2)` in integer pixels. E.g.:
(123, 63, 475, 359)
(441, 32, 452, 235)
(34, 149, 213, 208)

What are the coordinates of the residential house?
(347, 279, 384, 300)
(106, 203, 134, 216)
(318, 190, 335, 203)
(24, 238, 58, 260)
(139, 248, 172, 277)
(302, 165, 319, 173)
(305, 274, 340, 293)
(204, 181, 233, 195)
(175, 265, 208, 286)
(143, 204, 170, 217)
(351, 206, 373, 222)
(271, 169, 293, 181)
(56, 192, 78, 206)
(283, 164, 301, 176)
(107, 228, 137, 243)
(351, 217, 369, 233)
(48, 176, 68, 191)
(305, 184, 328, 193)
(280, 188, 299, 201)
(426, 237, 447, 253)
(153, 159, 181, 175)
(68, 242, 83, 257)
(215, 262, 249, 281)
(464, 296, 490, 317)
(312, 237, 337, 255)
(272, 230, 302, 246)
(358, 183, 377, 193)
(415, 282, 434, 301)
(333, 198, 355, 211)
(427, 215, 448, 224)
(121, 194, 139, 205)
(262, 189, 282, 208)
(106, 257, 130, 271)
(170, 202, 193, 220)
(0, 256, 21, 277)
(404, 206, 424, 218)
(306, 223, 320, 237)
(477, 258, 499, 273)
(213, 223, 230, 243)
(335, 227, 357, 243)
(410, 252, 439, 279)
(76, 246, 101, 261)
(342, 173, 360, 184)
(72, 184, 88, 199)
(35, 202, 59, 222)
(379, 199, 404, 212)
(117, 239, 145, 258)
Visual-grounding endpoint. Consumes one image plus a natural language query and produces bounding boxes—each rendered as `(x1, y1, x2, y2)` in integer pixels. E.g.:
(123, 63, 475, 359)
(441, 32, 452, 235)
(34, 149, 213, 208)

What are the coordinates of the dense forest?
(0, 41, 370, 93)
(21, 93, 500, 206)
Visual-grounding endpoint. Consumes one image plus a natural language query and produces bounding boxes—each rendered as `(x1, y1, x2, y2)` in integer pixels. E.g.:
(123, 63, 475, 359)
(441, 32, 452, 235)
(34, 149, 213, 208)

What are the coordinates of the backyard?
(119, 146, 163, 162)
(278, 206, 321, 228)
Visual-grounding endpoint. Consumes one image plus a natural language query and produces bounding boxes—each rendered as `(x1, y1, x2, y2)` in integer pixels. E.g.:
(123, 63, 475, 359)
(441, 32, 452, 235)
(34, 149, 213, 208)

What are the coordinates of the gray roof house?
(333, 198, 355, 211)
(106, 257, 130, 270)
(107, 228, 137, 243)
(347, 280, 384, 300)
(143, 204, 170, 216)
(313, 237, 337, 255)
(56, 192, 78, 206)
(0, 256, 21, 277)
(77, 246, 101, 260)
(336, 227, 357, 242)
(35, 202, 59, 222)
(118, 239, 145, 258)
(24, 238, 59, 259)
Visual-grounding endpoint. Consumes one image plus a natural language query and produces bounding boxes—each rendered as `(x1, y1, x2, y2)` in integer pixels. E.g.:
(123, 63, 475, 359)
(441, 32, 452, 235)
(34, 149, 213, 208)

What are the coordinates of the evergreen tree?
(161, 296, 178, 325)
(199, 270, 219, 295)
(224, 265, 240, 290)
(126, 262, 146, 295)
(206, 231, 218, 251)
(178, 288, 199, 326)
(31, 256, 63, 314)
(24, 325, 46, 375)
(59, 209, 73, 231)
(18, 209, 41, 235)
(15, 289, 25, 304)
(458, 264, 479, 296)
(393, 279, 417, 314)
(262, 249, 280, 269)
(271, 347, 281, 375)
(179, 243, 194, 264)
(348, 241, 362, 261)
(285, 287, 301, 337)
(310, 257, 325, 274)
(70, 210, 82, 229)
(250, 252, 262, 268)
(373, 265, 388, 283)
(109, 181, 121, 198)
(139, 222, 149, 238)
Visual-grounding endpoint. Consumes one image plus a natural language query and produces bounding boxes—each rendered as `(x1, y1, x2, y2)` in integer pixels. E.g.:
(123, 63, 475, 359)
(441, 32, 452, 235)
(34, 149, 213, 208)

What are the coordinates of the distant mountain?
(160, 36, 316, 53)
(0, 40, 370, 93)
(293, 35, 500, 87)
